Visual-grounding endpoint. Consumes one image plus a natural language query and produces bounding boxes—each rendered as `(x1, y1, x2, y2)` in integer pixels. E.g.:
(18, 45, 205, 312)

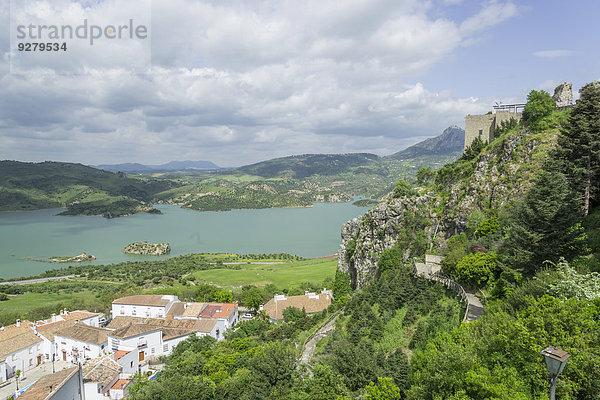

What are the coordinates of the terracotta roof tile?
(55, 325, 109, 345)
(109, 324, 161, 339)
(0, 327, 42, 357)
(36, 320, 76, 342)
(166, 301, 186, 316)
(111, 379, 131, 391)
(19, 367, 79, 400)
(82, 356, 121, 390)
(108, 316, 217, 334)
(112, 295, 171, 307)
(113, 350, 130, 361)
(61, 311, 99, 322)
(263, 292, 332, 320)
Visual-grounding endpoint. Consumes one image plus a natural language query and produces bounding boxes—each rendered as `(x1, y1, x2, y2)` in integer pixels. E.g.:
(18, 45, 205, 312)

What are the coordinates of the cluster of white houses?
(1, 295, 238, 399)
(0, 291, 338, 399)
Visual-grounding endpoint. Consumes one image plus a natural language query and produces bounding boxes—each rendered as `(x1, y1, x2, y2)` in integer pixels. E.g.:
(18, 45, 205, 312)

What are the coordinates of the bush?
(377, 248, 404, 275)
(392, 180, 415, 198)
(441, 234, 469, 275)
(522, 90, 555, 132)
(454, 252, 498, 287)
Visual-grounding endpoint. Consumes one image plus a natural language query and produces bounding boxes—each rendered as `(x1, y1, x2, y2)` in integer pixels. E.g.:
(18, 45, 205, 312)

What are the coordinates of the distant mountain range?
(94, 160, 221, 173)
(0, 125, 466, 214)
(386, 125, 464, 160)
(231, 126, 465, 179)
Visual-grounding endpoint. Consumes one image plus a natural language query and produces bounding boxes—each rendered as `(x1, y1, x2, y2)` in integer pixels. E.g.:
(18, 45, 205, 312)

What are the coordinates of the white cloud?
(533, 50, 572, 58)
(0, 0, 520, 165)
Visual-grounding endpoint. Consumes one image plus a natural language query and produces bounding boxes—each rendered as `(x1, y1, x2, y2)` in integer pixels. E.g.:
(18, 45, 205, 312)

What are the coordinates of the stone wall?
(464, 111, 521, 150)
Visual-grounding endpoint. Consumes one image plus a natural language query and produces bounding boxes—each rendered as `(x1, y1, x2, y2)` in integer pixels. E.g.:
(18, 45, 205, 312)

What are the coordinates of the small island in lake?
(123, 241, 171, 255)
(25, 252, 96, 263)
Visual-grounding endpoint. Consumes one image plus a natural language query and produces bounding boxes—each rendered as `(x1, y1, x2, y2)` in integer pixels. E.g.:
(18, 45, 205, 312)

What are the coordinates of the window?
(29, 359, 33, 366)
(151, 348, 155, 354)
(163, 344, 168, 352)
(130, 361, 134, 368)
(478, 129, 483, 135)
(29, 347, 33, 354)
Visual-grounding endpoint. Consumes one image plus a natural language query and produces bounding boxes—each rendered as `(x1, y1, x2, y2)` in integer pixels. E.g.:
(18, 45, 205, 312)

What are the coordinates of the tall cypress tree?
(555, 82, 600, 216)
(502, 169, 587, 276)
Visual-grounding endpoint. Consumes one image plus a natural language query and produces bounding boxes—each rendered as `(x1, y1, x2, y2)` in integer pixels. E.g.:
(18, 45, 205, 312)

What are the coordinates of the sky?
(0, 0, 599, 167)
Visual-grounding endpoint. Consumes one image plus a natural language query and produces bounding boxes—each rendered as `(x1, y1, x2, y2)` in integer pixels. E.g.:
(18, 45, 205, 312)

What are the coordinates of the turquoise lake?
(0, 203, 369, 279)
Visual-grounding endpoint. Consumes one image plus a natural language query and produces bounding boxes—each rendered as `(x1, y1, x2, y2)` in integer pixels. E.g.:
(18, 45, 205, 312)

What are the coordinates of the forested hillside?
(0, 161, 177, 216)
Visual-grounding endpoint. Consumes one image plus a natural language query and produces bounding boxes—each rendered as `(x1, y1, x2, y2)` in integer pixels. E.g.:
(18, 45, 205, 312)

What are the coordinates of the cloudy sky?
(0, 0, 599, 167)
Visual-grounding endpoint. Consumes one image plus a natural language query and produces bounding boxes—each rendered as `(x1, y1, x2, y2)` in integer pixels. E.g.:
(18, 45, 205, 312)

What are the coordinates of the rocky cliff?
(338, 127, 559, 288)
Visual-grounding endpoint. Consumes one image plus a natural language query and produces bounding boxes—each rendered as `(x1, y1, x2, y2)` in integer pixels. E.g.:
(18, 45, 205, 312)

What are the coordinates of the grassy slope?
(0, 161, 177, 213)
(191, 258, 337, 288)
(0, 290, 98, 314)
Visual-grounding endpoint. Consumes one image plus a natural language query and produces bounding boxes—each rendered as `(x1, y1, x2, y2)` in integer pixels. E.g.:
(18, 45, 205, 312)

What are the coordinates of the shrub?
(377, 248, 404, 275)
(522, 90, 555, 132)
(392, 180, 415, 198)
(454, 252, 498, 287)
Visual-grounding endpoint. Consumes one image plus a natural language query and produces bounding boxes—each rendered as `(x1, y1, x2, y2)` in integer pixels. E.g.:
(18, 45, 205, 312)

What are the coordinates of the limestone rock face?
(553, 82, 573, 108)
(122, 241, 171, 255)
(339, 128, 556, 288)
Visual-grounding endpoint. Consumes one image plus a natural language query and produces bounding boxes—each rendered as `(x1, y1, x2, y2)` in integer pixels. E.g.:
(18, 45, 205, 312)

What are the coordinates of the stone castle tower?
(464, 82, 573, 150)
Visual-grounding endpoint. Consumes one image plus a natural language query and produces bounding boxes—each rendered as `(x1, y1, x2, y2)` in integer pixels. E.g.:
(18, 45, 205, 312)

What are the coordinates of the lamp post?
(541, 346, 571, 400)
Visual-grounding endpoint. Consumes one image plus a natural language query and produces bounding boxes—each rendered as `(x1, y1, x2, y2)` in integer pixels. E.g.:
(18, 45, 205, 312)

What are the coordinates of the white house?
(113, 347, 142, 376)
(82, 356, 122, 400)
(0, 321, 44, 381)
(107, 316, 220, 343)
(109, 378, 132, 399)
(54, 324, 109, 364)
(166, 301, 239, 337)
(112, 295, 179, 319)
(108, 324, 163, 361)
(19, 366, 83, 400)
(33, 309, 101, 364)
(0, 358, 6, 383)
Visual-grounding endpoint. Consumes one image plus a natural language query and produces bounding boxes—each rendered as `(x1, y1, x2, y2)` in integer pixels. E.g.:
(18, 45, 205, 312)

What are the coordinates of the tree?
(242, 287, 263, 311)
(364, 377, 403, 400)
(216, 290, 233, 303)
(554, 81, 600, 216)
(416, 167, 435, 186)
(454, 252, 497, 287)
(377, 248, 404, 275)
(282, 306, 305, 324)
(461, 136, 485, 161)
(333, 270, 352, 304)
(392, 180, 415, 198)
(502, 170, 588, 275)
(522, 89, 555, 132)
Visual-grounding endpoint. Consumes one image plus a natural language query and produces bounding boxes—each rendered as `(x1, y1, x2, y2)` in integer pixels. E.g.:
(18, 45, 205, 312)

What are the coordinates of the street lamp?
(541, 346, 571, 400)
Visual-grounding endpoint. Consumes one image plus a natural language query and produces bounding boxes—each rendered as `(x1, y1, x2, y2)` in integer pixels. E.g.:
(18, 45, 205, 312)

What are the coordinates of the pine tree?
(502, 169, 587, 275)
(555, 81, 600, 216)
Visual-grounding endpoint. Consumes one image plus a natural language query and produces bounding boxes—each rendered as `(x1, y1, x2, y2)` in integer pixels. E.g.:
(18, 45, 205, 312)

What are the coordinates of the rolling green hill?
(0, 161, 178, 216)
(234, 153, 385, 179)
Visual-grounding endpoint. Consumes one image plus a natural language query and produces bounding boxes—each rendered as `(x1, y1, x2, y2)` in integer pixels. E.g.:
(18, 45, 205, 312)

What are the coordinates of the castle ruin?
(464, 82, 573, 150)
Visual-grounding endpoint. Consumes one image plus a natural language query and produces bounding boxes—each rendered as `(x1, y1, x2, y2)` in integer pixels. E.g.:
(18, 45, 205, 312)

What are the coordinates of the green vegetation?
(0, 161, 176, 216)
(522, 89, 556, 132)
(554, 82, 600, 216)
(192, 258, 337, 289)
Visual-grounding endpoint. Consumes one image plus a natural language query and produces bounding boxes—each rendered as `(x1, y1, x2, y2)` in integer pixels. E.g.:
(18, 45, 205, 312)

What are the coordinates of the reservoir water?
(0, 203, 369, 279)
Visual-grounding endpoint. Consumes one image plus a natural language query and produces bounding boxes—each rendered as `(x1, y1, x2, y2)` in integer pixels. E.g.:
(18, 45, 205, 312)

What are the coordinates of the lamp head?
(541, 346, 570, 377)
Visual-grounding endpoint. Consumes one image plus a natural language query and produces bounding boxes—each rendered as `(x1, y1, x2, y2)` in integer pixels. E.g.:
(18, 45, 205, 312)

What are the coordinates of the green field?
(0, 290, 99, 316)
(191, 258, 338, 288)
